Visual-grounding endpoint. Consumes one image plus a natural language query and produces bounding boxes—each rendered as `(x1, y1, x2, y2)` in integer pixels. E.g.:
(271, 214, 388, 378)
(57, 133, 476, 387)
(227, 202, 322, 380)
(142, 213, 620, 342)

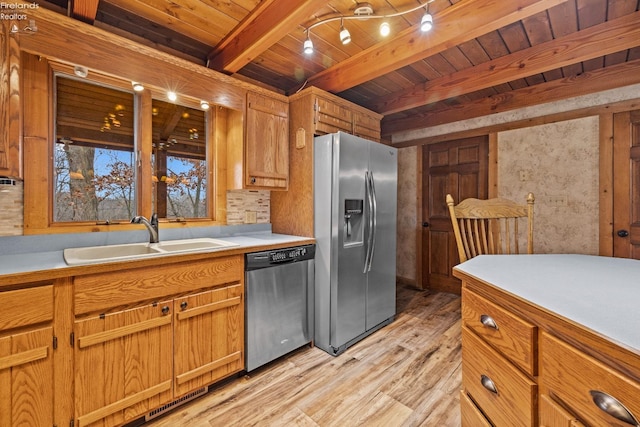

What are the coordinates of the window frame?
(23, 59, 220, 235)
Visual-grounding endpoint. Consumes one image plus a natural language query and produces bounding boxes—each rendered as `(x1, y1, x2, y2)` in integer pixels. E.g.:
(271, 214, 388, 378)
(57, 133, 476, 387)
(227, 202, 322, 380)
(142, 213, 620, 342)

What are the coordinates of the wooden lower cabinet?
(0, 284, 54, 427)
(459, 390, 491, 426)
(458, 277, 640, 427)
(71, 255, 245, 427)
(462, 326, 536, 426)
(74, 301, 174, 427)
(0, 326, 54, 427)
(541, 332, 640, 427)
(174, 283, 244, 397)
(539, 394, 585, 427)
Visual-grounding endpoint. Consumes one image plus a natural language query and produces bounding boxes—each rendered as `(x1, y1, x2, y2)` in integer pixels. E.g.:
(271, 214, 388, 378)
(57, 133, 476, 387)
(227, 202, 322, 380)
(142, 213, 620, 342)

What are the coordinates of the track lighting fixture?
(303, 30, 314, 54)
(167, 91, 177, 102)
(339, 19, 351, 45)
(302, 0, 435, 54)
(421, 4, 433, 32)
(379, 21, 391, 37)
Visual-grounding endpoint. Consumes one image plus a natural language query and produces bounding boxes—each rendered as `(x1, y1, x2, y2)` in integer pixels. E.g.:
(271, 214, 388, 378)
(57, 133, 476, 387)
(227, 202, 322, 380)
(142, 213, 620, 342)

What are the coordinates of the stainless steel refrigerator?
(314, 132, 397, 356)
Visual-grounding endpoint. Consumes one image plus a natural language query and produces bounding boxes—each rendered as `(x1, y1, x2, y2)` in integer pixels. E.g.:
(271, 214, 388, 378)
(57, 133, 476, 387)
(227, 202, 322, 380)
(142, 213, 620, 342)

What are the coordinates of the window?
(42, 63, 215, 231)
(54, 75, 136, 222)
(151, 99, 207, 219)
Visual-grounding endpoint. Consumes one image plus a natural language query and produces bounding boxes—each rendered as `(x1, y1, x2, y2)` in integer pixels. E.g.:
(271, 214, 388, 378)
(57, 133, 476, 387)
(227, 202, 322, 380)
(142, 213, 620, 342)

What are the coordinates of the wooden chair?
(446, 193, 535, 263)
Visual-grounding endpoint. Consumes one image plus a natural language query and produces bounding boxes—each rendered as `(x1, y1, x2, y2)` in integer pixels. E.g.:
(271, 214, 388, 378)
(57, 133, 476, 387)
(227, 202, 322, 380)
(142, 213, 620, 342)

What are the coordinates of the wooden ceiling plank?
(105, 0, 233, 46)
(382, 58, 640, 136)
(207, 0, 329, 73)
(304, 0, 569, 93)
(72, 0, 100, 24)
(371, 10, 640, 115)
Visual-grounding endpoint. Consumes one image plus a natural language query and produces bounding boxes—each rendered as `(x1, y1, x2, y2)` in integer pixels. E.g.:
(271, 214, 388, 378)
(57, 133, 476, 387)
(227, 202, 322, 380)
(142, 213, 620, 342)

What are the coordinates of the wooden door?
(422, 136, 488, 293)
(173, 283, 244, 397)
(613, 110, 640, 259)
(74, 301, 173, 427)
(0, 327, 53, 427)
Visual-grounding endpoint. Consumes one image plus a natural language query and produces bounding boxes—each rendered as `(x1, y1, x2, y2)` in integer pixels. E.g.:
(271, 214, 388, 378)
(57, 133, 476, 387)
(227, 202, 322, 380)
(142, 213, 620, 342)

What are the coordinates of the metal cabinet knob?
(617, 229, 630, 238)
(480, 374, 498, 394)
(480, 314, 499, 330)
(161, 305, 170, 315)
(590, 390, 639, 426)
(180, 301, 188, 310)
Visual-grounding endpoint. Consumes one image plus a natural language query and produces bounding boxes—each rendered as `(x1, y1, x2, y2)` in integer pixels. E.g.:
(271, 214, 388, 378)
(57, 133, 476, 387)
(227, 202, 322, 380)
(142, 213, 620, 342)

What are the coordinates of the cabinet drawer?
(462, 327, 537, 427)
(541, 332, 640, 427)
(74, 255, 243, 315)
(0, 285, 53, 330)
(539, 394, 585, 427)
(460, 390, 491, 427)
(462, 287, 537, 375)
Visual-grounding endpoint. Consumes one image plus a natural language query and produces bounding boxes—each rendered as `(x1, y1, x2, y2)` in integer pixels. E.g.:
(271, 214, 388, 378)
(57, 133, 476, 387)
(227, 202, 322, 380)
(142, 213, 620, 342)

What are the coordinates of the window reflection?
(54, 76, 135, 222)
(151, 99, 207, 219)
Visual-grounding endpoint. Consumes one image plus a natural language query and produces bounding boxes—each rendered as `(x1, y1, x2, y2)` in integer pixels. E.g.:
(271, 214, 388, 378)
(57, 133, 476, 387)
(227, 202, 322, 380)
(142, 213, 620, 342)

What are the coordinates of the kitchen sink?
(63, 238, 239, 266)
(155, 238, 238, 253)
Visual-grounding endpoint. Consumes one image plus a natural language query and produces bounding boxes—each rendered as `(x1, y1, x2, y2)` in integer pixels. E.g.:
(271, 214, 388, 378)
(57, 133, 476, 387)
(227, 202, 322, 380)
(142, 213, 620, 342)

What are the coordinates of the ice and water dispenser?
(344, 199, 364, 246)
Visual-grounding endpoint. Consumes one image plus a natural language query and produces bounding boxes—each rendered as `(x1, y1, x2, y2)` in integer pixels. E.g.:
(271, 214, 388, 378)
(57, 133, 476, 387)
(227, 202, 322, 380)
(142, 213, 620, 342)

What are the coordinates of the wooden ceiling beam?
(373, 11, 640, 116)
(71, 0, 99, 24)
(304, 0, 569, 93)
(207, 0, 328, 74)
(382, 58, 640, 138)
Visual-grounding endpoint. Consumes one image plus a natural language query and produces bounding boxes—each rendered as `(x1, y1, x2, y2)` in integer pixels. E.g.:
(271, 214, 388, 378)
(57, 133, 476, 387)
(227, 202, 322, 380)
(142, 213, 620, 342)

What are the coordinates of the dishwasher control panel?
(245, 244, 316, 270)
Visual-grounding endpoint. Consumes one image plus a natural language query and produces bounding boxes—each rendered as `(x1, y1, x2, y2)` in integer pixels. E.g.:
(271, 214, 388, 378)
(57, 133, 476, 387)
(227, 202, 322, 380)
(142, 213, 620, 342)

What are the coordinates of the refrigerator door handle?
(363, 171, 374, 274)
(368, 172, 378, 272)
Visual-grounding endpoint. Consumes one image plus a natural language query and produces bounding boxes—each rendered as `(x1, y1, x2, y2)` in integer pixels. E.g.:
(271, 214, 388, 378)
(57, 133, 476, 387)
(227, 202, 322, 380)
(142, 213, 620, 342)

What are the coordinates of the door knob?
(422, 222, 430, 227)
(617, 230, 629, 238)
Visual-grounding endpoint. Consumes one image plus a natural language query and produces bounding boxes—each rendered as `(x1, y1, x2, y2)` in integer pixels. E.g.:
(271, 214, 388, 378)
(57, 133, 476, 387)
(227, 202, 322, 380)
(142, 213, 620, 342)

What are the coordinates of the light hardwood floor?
(144, 286, 462, 427)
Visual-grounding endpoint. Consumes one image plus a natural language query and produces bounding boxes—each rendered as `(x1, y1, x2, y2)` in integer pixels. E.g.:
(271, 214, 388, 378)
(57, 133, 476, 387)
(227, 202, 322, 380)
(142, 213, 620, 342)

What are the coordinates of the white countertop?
(454, 254, 640, 353)
(0, 233, 313, 277)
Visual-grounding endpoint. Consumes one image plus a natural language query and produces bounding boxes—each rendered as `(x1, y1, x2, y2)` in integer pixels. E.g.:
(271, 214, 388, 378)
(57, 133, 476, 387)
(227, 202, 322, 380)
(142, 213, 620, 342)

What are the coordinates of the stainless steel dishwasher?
(245, 244, 315, 371)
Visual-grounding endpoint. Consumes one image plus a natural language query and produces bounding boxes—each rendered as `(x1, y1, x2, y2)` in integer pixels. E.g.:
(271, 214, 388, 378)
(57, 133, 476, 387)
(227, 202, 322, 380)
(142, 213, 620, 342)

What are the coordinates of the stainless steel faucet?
(131, 213, 159, 243)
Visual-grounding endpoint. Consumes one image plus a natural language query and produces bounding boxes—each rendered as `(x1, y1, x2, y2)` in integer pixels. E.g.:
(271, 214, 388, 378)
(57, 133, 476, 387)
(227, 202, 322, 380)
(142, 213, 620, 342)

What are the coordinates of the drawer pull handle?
(480, 374, 498, 394)
(480, 314, 499, 330)
(590, 390, 639, 426)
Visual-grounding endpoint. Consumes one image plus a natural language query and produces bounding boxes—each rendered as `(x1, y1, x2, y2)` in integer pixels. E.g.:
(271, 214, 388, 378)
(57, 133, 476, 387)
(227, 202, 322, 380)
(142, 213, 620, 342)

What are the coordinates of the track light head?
(303, 34, 314, 54)
(420, 12, 433, 32)
(339, 19, 351, 45)
(379, 21, 390, 37)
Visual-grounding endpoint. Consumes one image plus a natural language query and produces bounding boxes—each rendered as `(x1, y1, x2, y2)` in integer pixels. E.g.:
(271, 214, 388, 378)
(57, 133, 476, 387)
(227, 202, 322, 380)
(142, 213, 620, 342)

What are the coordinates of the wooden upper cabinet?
(290, 87, 383, 143)
(240, 91, 289, 190)
(0, 25, 21, 178)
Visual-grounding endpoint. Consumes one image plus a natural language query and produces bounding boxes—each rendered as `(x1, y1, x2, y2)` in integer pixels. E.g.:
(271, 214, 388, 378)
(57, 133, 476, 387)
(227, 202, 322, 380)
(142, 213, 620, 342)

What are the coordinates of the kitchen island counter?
(454, 254, 640, 353)
(455, 254, 640, 426)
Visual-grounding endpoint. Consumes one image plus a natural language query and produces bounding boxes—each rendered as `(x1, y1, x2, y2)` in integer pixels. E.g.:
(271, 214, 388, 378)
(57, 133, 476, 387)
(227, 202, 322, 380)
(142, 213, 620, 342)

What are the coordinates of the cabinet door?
(174, 283, 244, 397)
(0, 327, 53, 427)
(245, 92, 288, 189)
(0, 24, 20, 178)
(353, 111, 381, 142)
(74, 301, 173, 427)
(315, 96, 352, 134)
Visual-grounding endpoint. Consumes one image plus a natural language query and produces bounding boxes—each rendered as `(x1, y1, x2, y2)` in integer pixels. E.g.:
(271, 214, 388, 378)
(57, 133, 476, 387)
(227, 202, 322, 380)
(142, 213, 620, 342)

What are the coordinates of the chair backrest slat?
(446, 193, 534, 263)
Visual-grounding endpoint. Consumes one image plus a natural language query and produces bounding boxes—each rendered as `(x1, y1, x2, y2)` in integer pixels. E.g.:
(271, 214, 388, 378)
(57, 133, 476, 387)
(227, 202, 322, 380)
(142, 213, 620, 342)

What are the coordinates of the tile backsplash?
(0, 180, 23, 236)
(226, 190, 270, 225)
